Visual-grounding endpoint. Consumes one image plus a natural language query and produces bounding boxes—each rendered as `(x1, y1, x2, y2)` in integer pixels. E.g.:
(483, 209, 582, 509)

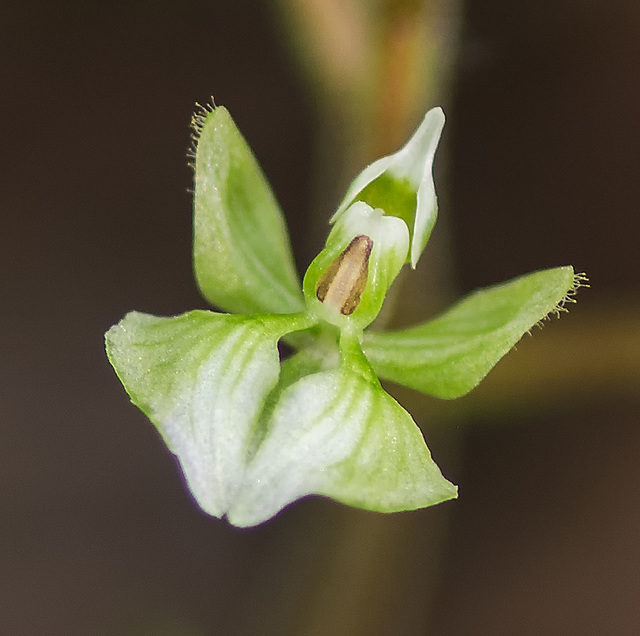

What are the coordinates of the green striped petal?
(228, 336, 456, 527)
(105, 310, 309, 518)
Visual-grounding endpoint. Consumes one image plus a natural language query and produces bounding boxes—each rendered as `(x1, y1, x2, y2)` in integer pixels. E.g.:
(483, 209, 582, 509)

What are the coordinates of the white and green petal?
(192, 105, 304, 315)
(105, 310, 311, 518)
(363, 266, 580, 399)
(228, 335, 457, 527)
(332, 107, 445, 267)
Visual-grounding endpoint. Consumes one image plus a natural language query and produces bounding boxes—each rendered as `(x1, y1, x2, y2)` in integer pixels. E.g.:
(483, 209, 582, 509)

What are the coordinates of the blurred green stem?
(268, 2, 464, 633)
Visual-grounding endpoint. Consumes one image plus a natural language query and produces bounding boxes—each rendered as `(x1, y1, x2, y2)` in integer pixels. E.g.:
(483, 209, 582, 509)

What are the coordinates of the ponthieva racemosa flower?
(105, 104, 585, 527)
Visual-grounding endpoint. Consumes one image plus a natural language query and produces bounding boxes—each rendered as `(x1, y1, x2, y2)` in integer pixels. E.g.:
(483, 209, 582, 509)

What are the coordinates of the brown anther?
(316, 235, 373, 315)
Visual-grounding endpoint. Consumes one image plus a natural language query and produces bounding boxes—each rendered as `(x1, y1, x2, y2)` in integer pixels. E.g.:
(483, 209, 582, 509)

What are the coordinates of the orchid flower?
(105, 104, 584, 527)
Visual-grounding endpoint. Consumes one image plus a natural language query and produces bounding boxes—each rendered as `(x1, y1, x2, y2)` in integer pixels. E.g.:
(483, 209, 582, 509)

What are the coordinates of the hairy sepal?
(363, 266, 578, 398)
(192, 105, 303, 315)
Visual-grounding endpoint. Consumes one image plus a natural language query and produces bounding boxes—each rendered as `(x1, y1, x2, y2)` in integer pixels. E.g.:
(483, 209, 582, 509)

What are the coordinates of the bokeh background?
(2, 1, 639, 634)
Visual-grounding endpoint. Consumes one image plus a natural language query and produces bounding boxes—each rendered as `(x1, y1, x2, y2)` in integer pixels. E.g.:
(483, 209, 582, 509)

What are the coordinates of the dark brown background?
(2, 1, 639, 634)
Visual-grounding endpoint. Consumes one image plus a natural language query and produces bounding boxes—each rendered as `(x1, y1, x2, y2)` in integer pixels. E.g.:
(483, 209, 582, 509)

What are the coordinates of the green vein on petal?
(105, 310, 309, 518)
(228, 336, 456, 527)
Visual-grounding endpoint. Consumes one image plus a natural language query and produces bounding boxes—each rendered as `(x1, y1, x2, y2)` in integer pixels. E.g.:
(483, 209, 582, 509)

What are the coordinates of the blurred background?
(2, 1, 639, 634)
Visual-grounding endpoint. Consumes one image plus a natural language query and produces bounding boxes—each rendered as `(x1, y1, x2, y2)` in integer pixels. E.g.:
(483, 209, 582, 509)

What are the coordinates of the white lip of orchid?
(330, 107, 445, 269)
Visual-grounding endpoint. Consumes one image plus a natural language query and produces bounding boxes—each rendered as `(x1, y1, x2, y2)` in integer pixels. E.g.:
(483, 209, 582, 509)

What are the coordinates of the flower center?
(315, 235, 373, 316)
